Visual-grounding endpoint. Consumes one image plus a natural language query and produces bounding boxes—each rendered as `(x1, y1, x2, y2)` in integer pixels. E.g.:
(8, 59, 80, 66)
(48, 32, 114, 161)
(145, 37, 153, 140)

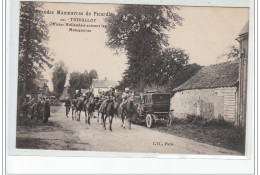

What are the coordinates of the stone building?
(91, 77, 118, 97)
(171, 62, 239, 122)
(170, 21, 249, 126)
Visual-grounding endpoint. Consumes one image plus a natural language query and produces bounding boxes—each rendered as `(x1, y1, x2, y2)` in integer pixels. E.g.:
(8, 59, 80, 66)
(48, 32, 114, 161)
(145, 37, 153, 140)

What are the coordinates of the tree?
(89, 69, 98, 86)
(68, 72, 81, 98)
(105, 5, 183, 90)
(52, 61, 68, 98)
(67, 70, 98, 98)
(154, 48, 189, 86)
(18, 1, 53, 100)
(217, 45, 239, 62)
(166, 63, 202, 91)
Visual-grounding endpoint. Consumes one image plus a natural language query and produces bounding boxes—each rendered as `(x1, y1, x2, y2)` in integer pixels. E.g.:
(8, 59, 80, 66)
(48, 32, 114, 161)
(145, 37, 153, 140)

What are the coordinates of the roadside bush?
(184, 114, 232, 127)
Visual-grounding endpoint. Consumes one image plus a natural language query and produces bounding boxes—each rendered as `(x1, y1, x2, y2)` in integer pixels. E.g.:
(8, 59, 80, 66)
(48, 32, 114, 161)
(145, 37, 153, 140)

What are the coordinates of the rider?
(99, 87, 115, 114)
(120, 87, 130, 109)
(74, 89, 80, 99)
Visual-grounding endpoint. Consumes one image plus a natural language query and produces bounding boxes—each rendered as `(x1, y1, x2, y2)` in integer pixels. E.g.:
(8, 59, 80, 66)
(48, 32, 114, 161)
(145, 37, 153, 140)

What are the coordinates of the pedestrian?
(64, 97, 71, 117)
(36, 98, 43, 120)
(22, 99, 29, 118)
(43, 98, 50, 123)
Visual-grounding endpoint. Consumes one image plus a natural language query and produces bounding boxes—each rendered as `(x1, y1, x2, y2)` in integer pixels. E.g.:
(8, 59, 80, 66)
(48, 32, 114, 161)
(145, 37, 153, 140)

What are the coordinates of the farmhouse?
(91, 77, 118, 97)
(171, 21, 248, 126)
(171, 62, 239, 123)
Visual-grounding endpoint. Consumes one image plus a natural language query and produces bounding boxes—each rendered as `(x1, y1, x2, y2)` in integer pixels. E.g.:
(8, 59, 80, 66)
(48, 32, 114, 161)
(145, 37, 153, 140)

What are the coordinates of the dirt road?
(16, 106, 241, 155)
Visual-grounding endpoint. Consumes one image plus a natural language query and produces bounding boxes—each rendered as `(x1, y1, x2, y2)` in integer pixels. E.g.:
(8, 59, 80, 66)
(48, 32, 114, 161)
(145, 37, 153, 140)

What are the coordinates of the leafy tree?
(18, 1, 53, 101)
(105, 5, 183, 90)
(89, 69, 98, 86)
(154, 48, 189, 86)
(217, 45, 239, 62)
(67, 70, 98, 98)
(68, 72, 81, 98)
(52, 61, 68, 98)
(167, 63, 202, 91)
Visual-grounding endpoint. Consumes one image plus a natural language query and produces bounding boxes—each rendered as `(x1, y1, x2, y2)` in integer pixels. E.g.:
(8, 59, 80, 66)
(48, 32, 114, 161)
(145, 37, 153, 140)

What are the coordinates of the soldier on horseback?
(74, 89, 80, 99)
(120, 87, 130, 111)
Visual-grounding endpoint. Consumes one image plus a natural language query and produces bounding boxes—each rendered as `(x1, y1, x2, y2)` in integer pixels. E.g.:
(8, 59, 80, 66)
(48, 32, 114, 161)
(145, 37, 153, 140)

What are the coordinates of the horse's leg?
(97, 111, 99, 123)
(103, 114, 107, 130)
(109, 115, 113, 131)
(88, 113, 91, 124)
(129, 113, 132, 130)
(101, 112, 104, 125)
(79, 110, 81, 121)
(85, 109, 87, 123)
(121, 113, 124, 127)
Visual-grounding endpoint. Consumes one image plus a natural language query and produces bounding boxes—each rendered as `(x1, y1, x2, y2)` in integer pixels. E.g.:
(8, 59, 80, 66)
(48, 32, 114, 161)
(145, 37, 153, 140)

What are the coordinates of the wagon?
(136, 92, 171, 128)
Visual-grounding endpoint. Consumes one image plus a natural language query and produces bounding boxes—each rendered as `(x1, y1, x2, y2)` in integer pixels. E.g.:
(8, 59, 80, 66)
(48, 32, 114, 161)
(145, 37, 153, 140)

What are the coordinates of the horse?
(84, 96, 95, 124)
(72, 98, 83, 121)
(76, 98, 84, 121)
(99, 99, 116, 131)
(120, 98, 137, 129)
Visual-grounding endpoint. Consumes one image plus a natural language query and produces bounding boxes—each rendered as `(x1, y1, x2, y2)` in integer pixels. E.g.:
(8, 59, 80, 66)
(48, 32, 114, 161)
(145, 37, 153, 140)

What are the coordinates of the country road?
(16, 106, 241, 155)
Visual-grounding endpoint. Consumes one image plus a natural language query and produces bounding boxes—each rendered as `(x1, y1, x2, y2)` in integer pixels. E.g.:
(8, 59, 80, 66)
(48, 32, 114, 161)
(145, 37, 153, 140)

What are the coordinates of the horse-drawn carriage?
(135, 92, 171, 128)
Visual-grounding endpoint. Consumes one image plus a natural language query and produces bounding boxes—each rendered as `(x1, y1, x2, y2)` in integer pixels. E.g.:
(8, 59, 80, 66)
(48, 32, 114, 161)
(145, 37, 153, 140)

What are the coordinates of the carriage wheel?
(146, 114, 153, 128)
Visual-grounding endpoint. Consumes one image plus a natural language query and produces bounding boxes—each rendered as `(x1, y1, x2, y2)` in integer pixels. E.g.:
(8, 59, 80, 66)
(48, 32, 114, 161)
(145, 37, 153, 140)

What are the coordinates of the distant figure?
(64, 97, 71, 117)
(36, 98, 43, 120)
(21, 100, 29, 117)
(43, 99, 50, 123)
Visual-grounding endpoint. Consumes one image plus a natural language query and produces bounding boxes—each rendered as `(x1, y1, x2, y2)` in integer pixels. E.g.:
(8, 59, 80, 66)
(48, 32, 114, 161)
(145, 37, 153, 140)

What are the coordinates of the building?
(236, 21, 249, 127)
(171, 62, 239, 123)
(91, 77, 118, 97)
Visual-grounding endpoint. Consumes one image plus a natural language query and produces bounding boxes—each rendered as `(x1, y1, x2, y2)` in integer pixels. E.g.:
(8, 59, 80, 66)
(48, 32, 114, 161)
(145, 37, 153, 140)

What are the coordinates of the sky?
(40, 3, 249, 91)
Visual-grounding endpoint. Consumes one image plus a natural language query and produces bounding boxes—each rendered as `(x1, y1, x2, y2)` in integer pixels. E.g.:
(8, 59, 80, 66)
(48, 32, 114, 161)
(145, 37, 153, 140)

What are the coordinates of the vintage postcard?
(15, 1, 250, 156)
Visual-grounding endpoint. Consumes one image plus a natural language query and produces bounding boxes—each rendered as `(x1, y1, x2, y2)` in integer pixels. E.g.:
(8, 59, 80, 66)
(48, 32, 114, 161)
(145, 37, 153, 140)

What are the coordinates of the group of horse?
(68, 95, 137, 131)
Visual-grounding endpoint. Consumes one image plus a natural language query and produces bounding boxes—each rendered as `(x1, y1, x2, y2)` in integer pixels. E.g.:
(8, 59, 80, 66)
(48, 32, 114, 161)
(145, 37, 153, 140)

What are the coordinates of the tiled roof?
(173, 62, 239, 92)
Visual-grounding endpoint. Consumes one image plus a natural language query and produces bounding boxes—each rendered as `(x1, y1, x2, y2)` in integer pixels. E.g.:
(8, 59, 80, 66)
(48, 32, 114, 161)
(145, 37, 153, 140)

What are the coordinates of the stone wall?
(171, 87, 237, 122)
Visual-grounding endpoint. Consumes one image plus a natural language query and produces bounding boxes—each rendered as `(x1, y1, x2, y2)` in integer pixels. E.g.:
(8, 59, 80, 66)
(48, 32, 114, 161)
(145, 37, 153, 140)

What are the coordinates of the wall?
(237, 33, 248, 127)
(171, 87, 237, 122)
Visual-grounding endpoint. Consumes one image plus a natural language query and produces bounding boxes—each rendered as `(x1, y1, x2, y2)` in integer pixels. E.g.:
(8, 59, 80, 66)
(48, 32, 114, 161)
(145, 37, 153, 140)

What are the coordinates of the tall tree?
(89, 69, 98, 86)
(156, 48, 189, 86)
(18, 1, 53, 100)
(67, 70, 98, 98)
(52, 61, 68, 98)
(105, 5, 182, 89)
(217, 45, 239, 62)
(68, 72, 81, 98)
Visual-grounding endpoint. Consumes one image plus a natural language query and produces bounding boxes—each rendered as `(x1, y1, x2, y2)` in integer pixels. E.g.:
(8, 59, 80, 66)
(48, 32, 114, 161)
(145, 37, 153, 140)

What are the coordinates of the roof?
(238, 21, 249, 36)
(173, 62, 239, 92)
(92, 79, 119, 88)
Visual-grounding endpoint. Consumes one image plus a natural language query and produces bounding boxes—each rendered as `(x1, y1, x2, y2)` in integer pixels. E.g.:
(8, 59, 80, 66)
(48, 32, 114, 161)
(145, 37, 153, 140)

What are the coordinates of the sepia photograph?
(15, 1, 250, 155)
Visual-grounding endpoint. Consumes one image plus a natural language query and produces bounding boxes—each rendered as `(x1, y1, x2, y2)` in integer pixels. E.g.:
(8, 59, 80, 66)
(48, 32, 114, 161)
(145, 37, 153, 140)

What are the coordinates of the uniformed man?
(43, 98, 50, 123)
(65, 97, 71, 117)
(74, 89, 80, 99)
(120, 87, 130, 108)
